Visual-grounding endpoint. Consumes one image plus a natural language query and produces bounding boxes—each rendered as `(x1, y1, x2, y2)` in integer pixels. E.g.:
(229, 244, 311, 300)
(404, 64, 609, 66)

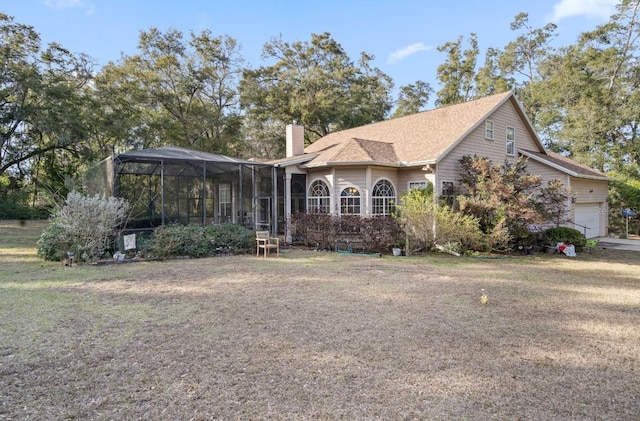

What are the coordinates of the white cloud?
(44, 0, 95, 15)
(550, 0, 617, 22)
(44, 0, 84, 8)
(387, 43, 432, 64)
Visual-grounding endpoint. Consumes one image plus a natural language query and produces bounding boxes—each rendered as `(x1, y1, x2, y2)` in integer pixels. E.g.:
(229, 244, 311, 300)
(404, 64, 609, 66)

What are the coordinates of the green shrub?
(543, 226, 587, 248)
(204, 223, 253, 253)
(147, 223, 253, 259)
(36, 222, 70, 261)
(179, 224, 211, 257)
(395, 188, 486, 253)
(435, 204, 486, 251)
(147, 224, 208, 258)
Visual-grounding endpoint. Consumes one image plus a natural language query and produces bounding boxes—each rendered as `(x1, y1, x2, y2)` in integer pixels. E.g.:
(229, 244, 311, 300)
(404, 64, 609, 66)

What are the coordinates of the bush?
(291, 212, 337, 249)
(204, 223, 253, 253)
(147, 223, 254, 259)
(36, 222, 70, 261)
(37, 191, 130, 262)
(395, 188, 486, 253)
(543, 226, 587, 248)
(435, 205, 486, 252)
(147, 224, 209, 258)
(291, 213, 402, 252)
(360, 216, 403, 252)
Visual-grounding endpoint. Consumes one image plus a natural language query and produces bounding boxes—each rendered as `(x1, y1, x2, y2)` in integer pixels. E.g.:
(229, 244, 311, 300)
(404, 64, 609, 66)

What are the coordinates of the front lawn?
(1, 220, 639, 419)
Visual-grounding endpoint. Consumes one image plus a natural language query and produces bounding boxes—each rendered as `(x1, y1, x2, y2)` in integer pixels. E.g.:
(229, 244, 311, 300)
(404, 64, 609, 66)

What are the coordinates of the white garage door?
(574, 203, 601, 238)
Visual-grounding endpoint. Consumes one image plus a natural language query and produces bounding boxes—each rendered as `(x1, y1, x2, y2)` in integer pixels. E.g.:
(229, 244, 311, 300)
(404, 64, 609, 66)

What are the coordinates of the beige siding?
(569, 178, 608, 203)
(371, 167, 397, 184)
(437, 101, 542, 183)
(397, 169, 434, 196)
(524, 159, 568, 185)
(306, 169, 333, 191)
(335, 168, 367, 192)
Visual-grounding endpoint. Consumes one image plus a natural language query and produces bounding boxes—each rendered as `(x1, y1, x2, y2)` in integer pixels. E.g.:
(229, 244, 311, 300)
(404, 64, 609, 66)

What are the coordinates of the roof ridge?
(327, 137, 358, 161)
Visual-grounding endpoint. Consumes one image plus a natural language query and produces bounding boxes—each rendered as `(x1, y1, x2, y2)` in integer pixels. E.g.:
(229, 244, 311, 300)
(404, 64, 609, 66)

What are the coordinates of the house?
(272, 91, 610, 240)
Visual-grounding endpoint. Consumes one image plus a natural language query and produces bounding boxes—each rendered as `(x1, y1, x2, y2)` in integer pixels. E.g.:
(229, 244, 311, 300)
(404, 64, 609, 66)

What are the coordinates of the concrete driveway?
(594, 237, 640, 252)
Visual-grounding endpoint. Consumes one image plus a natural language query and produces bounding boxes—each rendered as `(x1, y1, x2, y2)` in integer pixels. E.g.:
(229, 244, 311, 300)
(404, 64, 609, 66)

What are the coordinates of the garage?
(574, 203, 601, 238)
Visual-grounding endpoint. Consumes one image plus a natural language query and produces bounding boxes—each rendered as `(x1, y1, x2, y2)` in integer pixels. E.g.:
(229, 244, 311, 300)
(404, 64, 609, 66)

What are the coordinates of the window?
(372, 180, 396, 215)
(219, 184, 231, 222)
(485, 120, 494, 140)
(506, 126, 515, 156)
(441, 181, 455, 206)
(409, 181, 428, 191)
(308, 180, 330, 213)
(340, 187, 361, 215)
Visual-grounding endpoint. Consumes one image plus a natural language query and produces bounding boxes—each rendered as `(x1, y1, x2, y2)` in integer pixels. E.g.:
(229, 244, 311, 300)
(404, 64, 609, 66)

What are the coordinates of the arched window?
(372, 179, 396, 215)
(308, 180, 330, 213)
(340, 187, 361, 215)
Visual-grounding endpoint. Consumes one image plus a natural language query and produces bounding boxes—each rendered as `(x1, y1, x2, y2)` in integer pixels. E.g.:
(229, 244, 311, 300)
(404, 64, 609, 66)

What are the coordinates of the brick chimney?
(286, 122, 304, 157)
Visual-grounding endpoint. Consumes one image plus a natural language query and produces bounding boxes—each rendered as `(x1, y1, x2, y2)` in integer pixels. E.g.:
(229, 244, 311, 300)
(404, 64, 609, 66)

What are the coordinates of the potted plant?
(392, 239, 405, 256)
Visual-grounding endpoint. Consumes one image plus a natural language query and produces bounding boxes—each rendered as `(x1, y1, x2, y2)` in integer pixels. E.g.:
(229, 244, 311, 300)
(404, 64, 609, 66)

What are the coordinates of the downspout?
(284, 168, 292, 242)
(112, 155, 119, 199)
(252, 166, 256, 230)
(202, 162, 207, 226)
(272, 165, 278, 235)
(161, 159, 165, 226)
(365, 166, 371, 216)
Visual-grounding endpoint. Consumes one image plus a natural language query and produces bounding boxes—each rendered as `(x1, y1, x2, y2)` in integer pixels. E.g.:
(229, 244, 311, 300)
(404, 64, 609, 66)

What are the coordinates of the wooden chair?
(256, 231, 279, 258)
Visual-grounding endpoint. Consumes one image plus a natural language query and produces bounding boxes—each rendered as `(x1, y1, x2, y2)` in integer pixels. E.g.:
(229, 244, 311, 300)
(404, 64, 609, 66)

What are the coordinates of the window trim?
(219, 183, 231, 219)
(506, 126, 515, 156)
(339, 185, 361, 215)
(372, 178, 397, 216)
(485, 120, 495, 140)
(307, 179, 331, 213)
(440, 180, 455, 206)
(408, 180, 431, 191)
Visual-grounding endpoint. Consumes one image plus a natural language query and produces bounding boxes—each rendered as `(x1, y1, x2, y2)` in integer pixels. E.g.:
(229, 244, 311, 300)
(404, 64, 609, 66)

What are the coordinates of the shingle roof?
(519, 149, 611, 181)
(304, 91, 521, 167)
(326, 138, 399, 163)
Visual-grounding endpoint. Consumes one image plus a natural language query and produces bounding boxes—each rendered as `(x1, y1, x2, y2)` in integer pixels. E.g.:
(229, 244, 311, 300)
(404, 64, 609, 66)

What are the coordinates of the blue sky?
(3, 0, 619, 101)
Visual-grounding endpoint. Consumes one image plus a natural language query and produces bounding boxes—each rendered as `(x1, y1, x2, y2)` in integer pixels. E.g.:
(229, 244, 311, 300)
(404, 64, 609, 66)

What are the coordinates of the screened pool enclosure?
(98, 146, 285, 233)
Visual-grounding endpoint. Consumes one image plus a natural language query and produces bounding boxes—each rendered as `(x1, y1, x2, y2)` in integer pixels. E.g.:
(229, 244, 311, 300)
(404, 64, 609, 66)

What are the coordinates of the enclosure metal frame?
(102, 146, 279, 234)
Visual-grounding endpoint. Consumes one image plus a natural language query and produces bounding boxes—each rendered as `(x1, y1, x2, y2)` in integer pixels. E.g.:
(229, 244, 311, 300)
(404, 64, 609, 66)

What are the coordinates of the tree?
(435, 34, 479, 106)
(456, 155, 545, 250)
(494, 13, 558, 124)
(607, 172, 640, 235)
(239, 32, 393, 155)
(0, 13, 96, 205)
(95, 28, 245, 155)
(535, 1, 640, 174)
(434, 14, 557, 109)
(537, 179, 570, 227)
(474, 47, 511, 97)
(392, 81, 433, 118)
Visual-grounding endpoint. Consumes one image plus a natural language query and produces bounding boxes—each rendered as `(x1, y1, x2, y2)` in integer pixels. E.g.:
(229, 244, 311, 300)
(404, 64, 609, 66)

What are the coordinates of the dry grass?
(1, 220, 639, 420)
